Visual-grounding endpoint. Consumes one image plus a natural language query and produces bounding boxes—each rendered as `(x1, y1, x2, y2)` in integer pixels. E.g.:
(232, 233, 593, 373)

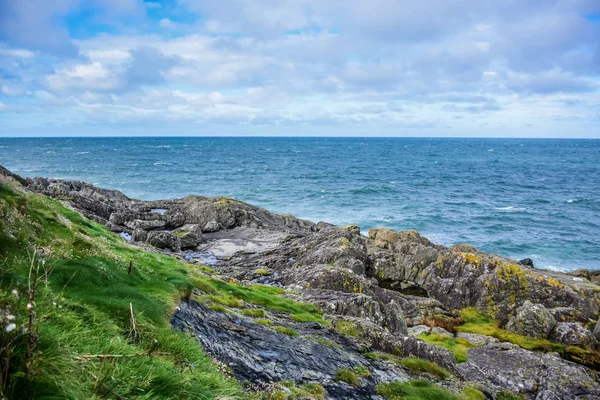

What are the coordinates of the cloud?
(0, 0, 598, 136)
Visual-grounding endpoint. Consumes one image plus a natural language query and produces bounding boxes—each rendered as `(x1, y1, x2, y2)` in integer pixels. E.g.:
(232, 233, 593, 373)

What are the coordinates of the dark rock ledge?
(2, 166, 600, 399)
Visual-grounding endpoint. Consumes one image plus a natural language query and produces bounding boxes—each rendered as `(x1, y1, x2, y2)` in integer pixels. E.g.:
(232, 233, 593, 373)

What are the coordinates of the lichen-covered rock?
(549, 306, 585, 323)
(407, 325, 430, 336)
(172, 299, 409, 398)
(505, 301, 556, 339)
(431, 327, 453, 338)
(594, 319, 600, 342)
(549, 322, 597, 348)
(455, 332, 499, 347)
(459, 342, 600, 398)
(172, 224, 203, 249)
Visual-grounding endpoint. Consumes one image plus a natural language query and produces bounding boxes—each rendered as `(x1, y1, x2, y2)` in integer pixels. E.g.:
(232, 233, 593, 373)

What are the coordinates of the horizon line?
(0, 135, 599, 140)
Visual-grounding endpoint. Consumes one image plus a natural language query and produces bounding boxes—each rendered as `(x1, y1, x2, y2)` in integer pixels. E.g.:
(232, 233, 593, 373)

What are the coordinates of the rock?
(455, 332, 498, 347)
(125, 219, 167, 231)
(519, 258, 534, 267)
(549, 322, 597, 347)
(146, 231, 181, 252)
(131, 228, 148, 242)
(505, 301, 556, 339)
(173, 224, 203, 249)
(203, 220, 222, 232)
(549, 306, 585, 323)
(172, 298, 409, 398)
(459, 342, 600, 398)
(594, 319, 600, 342)
(407, 325, 430, 336)
(431, 327, 453, 338)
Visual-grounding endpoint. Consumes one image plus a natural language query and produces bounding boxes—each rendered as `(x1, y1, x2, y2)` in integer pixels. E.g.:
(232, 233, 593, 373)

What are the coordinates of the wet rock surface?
(3, 166, 600, 399)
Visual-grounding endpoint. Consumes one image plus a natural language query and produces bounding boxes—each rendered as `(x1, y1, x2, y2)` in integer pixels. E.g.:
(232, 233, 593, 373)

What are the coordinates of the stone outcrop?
(460, 342, 600, 399)
(3, 165, 600, 400)
(505, 301, 556, 339)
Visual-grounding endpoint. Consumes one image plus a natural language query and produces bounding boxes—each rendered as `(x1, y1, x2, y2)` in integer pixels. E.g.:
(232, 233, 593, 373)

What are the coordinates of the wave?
(495, 206, 527, 212)
(76, 151, 90, 155)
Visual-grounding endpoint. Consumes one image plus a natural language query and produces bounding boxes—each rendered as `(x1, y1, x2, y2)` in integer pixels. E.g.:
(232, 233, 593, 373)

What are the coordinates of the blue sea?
(1, 137, 599, 271)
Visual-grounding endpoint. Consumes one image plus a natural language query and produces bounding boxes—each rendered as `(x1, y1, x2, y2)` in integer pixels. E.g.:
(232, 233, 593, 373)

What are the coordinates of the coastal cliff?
(1, 165, 599, 400)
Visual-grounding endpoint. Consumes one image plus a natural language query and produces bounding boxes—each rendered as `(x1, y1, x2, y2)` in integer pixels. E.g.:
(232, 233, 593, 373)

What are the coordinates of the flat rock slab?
(459, 343, 600, 399)
(172, 299, 408, 399)
(199, 228, 289, 259)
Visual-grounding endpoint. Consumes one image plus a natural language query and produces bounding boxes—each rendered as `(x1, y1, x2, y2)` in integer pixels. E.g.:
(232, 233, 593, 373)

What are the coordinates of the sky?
(0, 0, 599, 137)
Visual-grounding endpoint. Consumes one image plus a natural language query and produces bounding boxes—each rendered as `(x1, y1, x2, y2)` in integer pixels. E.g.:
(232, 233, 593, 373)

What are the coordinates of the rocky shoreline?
(2, 165, 600, 399)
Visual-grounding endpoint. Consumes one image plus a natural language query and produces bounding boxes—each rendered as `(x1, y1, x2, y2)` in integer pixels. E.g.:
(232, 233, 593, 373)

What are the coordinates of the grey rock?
(131, 228, 148, 242)
(173, 224, 203, 249)
(459, 342, 600, 399)
(549, 322, 597, 348)
(407, 325, 430, 336)
(431, 327, 453, 338)
(172, 298, 409, 398)
(519, 258, 534, 267)
(594, 319, 600, 342)
(505, 301, 556, 339)
(203, 220, 222, 232)
(146, 231, 181, 252)
(455, 332, 499, 347)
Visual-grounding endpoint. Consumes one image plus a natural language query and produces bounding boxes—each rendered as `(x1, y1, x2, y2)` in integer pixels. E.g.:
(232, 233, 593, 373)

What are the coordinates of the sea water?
(1, 137, 598, 271)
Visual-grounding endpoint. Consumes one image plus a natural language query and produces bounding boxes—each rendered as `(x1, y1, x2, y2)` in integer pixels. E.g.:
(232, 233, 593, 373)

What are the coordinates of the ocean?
(1, 137, 599, 271)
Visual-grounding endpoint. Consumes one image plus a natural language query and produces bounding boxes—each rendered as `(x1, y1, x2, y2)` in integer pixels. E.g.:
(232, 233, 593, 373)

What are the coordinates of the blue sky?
(0, 0, 599, 137)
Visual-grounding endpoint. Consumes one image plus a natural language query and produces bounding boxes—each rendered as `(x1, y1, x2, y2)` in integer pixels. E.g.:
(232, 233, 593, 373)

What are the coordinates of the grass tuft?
(376, 379, 456, 400)
(334, 368, 360, 386)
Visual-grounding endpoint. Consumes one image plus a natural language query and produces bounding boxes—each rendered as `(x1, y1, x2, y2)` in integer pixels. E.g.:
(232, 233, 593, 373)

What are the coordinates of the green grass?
(304, 335, 343, 350)
(457, 308, 600, 370)
(459, 385, 485, 400)
(398, 358, 451, 380)
(417, 332, 474, 363)
(271, 380, 327, 400)
(334, 368, 360, 386)
(457, 308, 559, 353)
(334, 320, 360, 337)
(273, 326, 298, 336)
(192, 277, 330, 326)
(497, 390, 525, 400)
(354, 365, 371, 377)
(376, 379, 457, 400)
(0, 183, 246, 399)
(241, 308, 267, 318)
(254, 318, 273, 326)
(365, 353, 451, 380)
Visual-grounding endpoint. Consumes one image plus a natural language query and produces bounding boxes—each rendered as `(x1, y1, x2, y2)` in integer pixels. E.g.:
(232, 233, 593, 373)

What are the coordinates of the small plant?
(254, 318, 273, 326)
(417, 332, 474, 363)
(354, 365, 371, 377)
(334, 320, 360, 337)
(209, 304, 227, 312)
(255, 269, 270, 276)
(497, 390, 525, 400)
(304, 335, 342, 350)
(398, 357, 452, 379)
(376, 379, 456, 400)
(334, 368, 360, 386)
(241, 308, 266, 318)
(273, 326, 298, 336)
(460, 385, 485, 400)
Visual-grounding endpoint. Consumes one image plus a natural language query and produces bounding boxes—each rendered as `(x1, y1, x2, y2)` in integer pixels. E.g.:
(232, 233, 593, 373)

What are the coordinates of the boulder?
(519, 258, 534, 267)
(459, 342, 600, 398)
(407, 325, 430, 336)
(146, 231, 181, 252)
(203, 220, 222, 233)
(431, 327, 453, 338)
(172, 224, 203, 249)
(549, 322, 597, 347)
(505, 301, 556, 339)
